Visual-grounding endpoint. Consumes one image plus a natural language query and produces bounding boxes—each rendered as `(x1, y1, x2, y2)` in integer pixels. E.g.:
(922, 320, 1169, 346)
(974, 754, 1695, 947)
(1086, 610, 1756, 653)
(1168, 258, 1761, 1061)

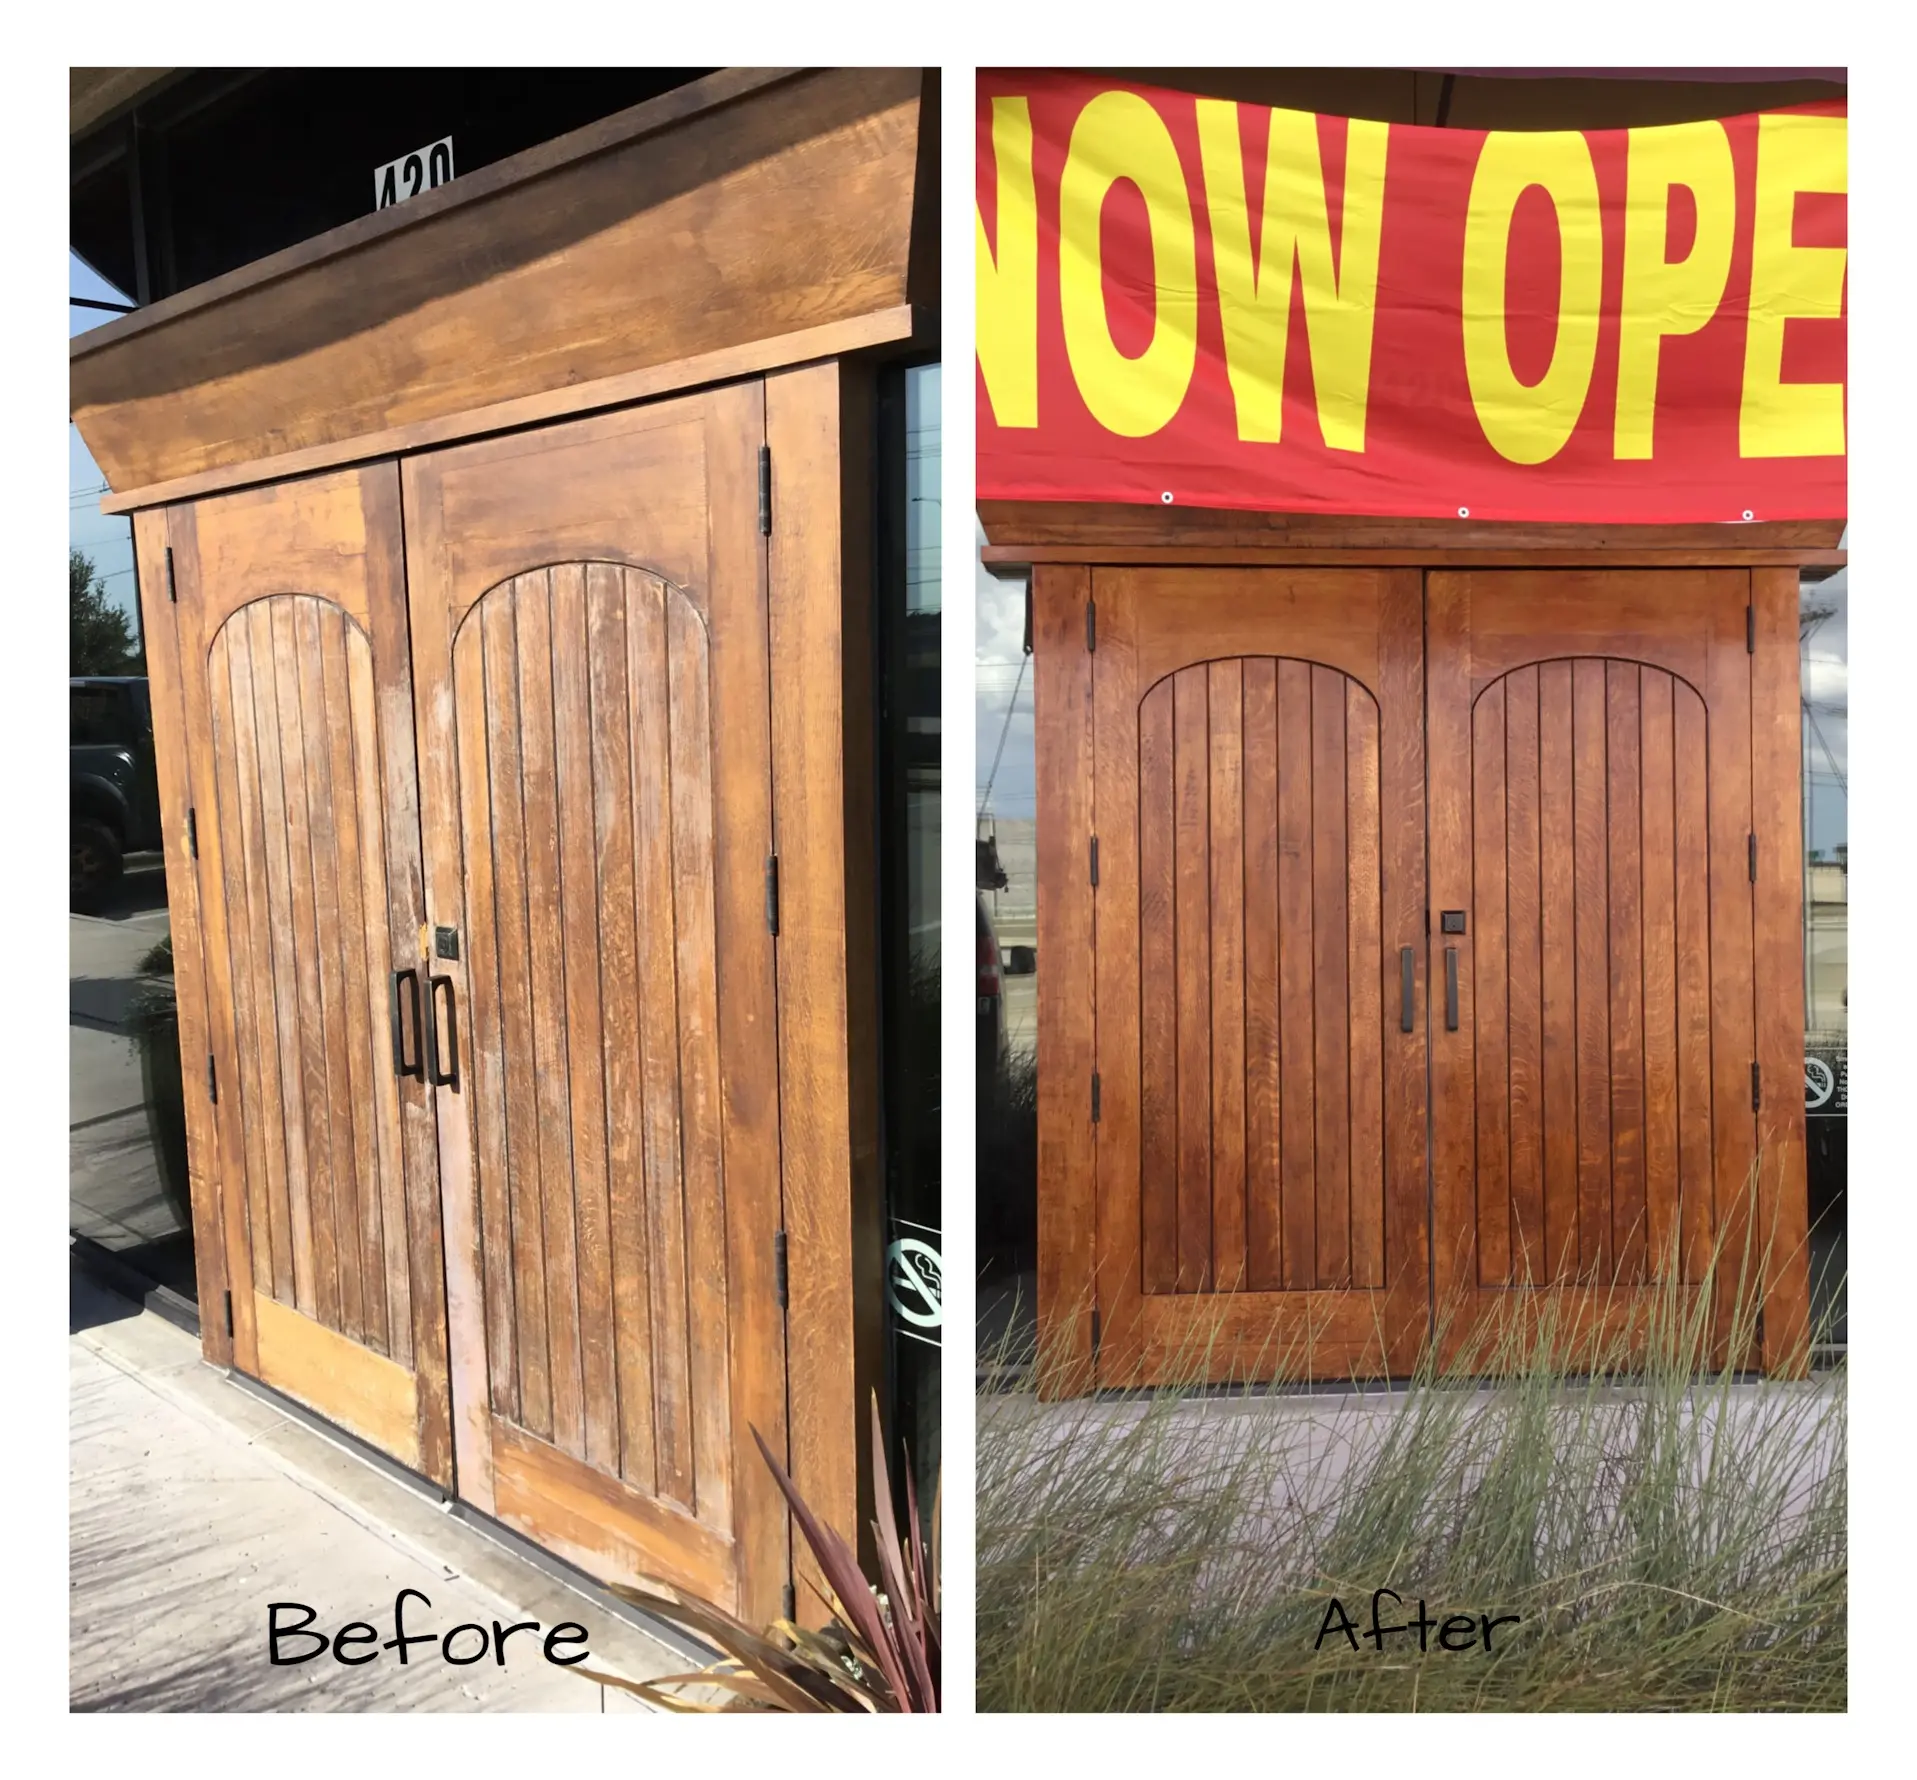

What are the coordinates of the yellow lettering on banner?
(1615, 121, 1735, 459)
(1195, 102, 1390, 451)
(1740, 112, 1847, 459)
(1462, 132, 1604, 466)
(976, 97, 1039, 429)
(1058, 91, 1198, 438)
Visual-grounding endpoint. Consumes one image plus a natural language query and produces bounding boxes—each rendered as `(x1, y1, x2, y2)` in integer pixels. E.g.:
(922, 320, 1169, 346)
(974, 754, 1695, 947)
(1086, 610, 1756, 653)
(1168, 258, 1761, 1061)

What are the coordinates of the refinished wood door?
(1080, 568, 1430, 1386)
(402, 385, 790, 1623)
(1426, 570, 1762, 1364)
(166, 465, 454, 1481)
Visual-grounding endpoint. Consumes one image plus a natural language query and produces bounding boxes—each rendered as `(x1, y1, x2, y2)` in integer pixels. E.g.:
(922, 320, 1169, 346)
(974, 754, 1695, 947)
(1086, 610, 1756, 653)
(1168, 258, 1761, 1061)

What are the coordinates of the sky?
(69, 251, 139, 627)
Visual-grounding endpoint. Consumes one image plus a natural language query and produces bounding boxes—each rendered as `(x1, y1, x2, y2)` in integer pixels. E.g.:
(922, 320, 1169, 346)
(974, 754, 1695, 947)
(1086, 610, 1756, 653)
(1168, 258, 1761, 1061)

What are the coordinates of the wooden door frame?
(1003, 505, 1836, 1381)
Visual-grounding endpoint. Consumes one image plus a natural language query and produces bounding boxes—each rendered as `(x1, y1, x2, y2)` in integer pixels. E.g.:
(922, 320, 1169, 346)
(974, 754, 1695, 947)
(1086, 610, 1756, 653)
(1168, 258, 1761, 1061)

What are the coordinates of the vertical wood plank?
(667, 587, 733, 1527)
(1276, 658, 1317, 1290)
(1571, 658, 1613, 1281)
(518, 576, 587, 1462)
(1091, 571, 1145, 1380)
(1751, 567, 1811, 1370)
(1472, 677, 1511, 1288)
(1241, 660, 1282, 1292)
(700, 376, 791, 1621)
(1504, 667, 1546, 1284)
(1377, 572, 1428, 1368)
(1345, 682, 1385, 1291)
(134, 508, 237, 1365)
(257, 599, 318, 1314)
(319, 606, 384, 1352)
(451, 618, 513, 1413)
(1639, 669, 1681, 1280)
(1607, 663, 1648, 1282)
(628, 572, 695, 1507)
(301, 599, 363, 1344)
(550, 562, 619, 1476)
(1208, 659, 1247, 1290)
(1672, 685, 1716, 1285)
(1172, 666, 1213, 1293)
(210, 620, 283, 1304)
(766, 361, 886, 1596)
(1034, 559, 1098, 1389)
(1537, 660, 1579, 1283)
(345, 626, 412, 1368)
(1137, 678, 1179, 1297)
(584, 578, 656, 1487)
(483, 588, 553, 1439)
(1707, 586, 1758, 1354)
(1310, 666, 1351, 1288)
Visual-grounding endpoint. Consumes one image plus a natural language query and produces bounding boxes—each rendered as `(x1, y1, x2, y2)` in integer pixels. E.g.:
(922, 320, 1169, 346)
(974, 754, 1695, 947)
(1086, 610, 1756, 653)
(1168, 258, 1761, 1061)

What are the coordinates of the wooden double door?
(146, 384, 789, 1619)
(1047, 564, 1806, 1388)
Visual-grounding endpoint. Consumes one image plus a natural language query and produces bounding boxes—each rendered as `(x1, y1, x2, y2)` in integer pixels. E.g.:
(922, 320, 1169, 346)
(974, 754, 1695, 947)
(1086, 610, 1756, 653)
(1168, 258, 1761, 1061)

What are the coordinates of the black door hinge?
(758, 446, 772, 536)
(1090, 1306, 1102, 1359)
(223, 1290, 234, 1338)
(1752, 1061, 1762, 1111)
(207, 1052, 218, 1104)
(1749, 833, 1757, 882)
(1085, 597, 1097, 652)
(1089, 834, 1100, 887)
(187, 808, 199, 860)
(165, 546, 177, 603)
(1022, 581, 1034, 656)
(1091, 1072, 1102, 1122)
(1746, 605, 1756, 653)
(782, 1581, 796, 1622)
(1754, 1305, 1766, 1350)
(764, 853, 780, 936)
(774, 1230, 789, 1310)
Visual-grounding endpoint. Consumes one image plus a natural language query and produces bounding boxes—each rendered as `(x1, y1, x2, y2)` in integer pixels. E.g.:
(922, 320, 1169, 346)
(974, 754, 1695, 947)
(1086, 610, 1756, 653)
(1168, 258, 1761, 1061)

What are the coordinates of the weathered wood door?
(1081, 569, 1430, 1385)
(1425, 571, 1763, 1362)
(168, 466, 454, 1481)
(402, 386, 790, 1622)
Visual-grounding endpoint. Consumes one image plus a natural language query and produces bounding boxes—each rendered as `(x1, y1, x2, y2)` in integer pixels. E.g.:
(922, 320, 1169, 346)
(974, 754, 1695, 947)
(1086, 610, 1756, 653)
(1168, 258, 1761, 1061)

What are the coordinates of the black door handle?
(1399, 947, 1415, 1033)
(426, 973, 460, 1091)
(390, 968, 423, 1079)
(1444, 946, 1460, 1032)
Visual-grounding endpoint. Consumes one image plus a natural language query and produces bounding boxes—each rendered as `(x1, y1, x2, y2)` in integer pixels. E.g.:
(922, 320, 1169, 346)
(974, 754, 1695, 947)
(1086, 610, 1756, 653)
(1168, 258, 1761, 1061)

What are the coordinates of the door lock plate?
(1440, 910, 1467, 934)
(434, 925, 460, 961)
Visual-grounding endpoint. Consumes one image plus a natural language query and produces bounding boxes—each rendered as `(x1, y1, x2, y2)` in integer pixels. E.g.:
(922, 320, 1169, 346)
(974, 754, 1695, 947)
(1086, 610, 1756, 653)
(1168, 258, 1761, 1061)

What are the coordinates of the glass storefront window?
(880, 362, 941, 1498)
(1801, 561, 1847, 1343)
(71, 256, 194, 1300)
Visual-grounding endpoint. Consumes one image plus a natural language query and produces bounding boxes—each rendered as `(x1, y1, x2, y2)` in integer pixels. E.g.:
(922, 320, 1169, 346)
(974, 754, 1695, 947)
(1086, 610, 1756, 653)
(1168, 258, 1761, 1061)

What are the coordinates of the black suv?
(72, 677, 163, 906)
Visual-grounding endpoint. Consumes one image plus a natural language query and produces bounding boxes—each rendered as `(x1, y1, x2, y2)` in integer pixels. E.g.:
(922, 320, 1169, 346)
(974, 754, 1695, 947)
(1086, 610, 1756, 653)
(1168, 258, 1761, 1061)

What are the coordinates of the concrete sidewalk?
(71, 1259, 686, 1712)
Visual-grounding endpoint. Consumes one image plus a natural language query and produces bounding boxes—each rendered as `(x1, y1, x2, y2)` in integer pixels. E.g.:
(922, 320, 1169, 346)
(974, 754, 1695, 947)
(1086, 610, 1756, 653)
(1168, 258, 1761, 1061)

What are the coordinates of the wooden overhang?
(979, 502, 1846, 573)
(71, 67, 938, 513)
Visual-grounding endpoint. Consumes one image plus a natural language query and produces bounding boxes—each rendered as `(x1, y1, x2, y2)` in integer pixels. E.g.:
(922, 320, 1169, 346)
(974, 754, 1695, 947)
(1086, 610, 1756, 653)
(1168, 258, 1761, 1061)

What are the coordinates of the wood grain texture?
(1074, 569, 1420, 1385)
(73, 69, 934, 495)
(1428, 571, 1754, 1369)
(1750, 568, 1812, 1371)
(169, 467, 447, 1478)
(133, 507, 235, 1367)
(766, 360, 885, 1610)
(402, 379, 792, 1625)
(978, 501, 1844, 555)
(253, 1291, 421, 1469)
(1035, 564, 1098, 1390)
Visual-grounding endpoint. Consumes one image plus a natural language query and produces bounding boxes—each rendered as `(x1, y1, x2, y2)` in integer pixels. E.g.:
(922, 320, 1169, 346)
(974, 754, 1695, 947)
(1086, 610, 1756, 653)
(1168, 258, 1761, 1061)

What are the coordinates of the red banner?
(976, 72, 1847, 522)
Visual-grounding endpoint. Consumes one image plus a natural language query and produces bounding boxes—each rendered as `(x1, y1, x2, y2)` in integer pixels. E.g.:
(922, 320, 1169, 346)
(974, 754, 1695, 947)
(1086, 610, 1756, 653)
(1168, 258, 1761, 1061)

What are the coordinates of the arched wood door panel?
(1133, 658, 1387, 1299)
(449, 564, 728, 1519)
(402, 386, 790, 1623)
(1427, 572, 1759, 1364)
(1082, 568, 1429, 1388)
(169, 466, 452, 1483)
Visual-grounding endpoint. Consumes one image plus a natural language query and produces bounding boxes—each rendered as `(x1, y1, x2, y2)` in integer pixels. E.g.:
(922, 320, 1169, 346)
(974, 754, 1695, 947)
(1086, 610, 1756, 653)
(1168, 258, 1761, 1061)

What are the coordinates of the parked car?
(72, 677, 162, 907)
